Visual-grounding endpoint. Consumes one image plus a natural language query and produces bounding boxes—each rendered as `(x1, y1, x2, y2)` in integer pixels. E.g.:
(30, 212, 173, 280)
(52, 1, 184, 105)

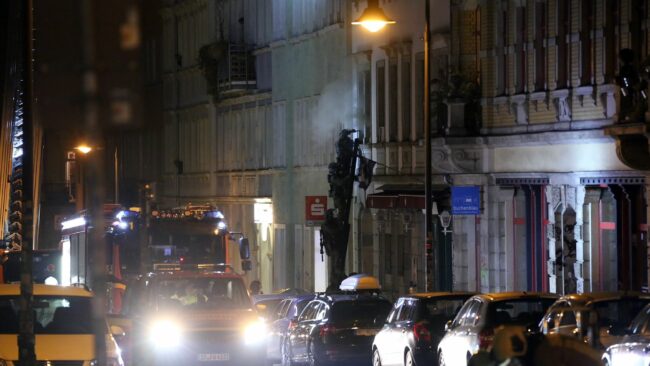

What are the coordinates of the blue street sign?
(451, 186, 480, 215)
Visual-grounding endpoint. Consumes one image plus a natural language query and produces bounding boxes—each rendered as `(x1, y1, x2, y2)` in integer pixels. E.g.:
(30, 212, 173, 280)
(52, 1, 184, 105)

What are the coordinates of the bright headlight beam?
(149, 320, 182, 349)
(243, 320, 268, 345)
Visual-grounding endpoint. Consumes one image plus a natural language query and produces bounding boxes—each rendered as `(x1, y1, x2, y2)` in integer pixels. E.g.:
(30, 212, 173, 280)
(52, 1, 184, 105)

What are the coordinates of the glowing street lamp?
(75, 144, 93, 154)
(351, 0, 396, 33)
(353, 0, 440, 292)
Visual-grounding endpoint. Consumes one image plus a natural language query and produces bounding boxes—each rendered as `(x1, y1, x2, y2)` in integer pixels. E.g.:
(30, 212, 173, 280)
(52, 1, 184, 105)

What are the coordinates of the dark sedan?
(283, 293, 392, 366)
(267, 294, 314, 364)
(372, 292, 475, 366)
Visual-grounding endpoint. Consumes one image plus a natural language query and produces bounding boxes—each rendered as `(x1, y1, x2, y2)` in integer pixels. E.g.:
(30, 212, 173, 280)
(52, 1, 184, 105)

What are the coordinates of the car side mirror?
(110, 325, 126, 337)
(239, 238, 251, 260)
(445, 320, 453, 332)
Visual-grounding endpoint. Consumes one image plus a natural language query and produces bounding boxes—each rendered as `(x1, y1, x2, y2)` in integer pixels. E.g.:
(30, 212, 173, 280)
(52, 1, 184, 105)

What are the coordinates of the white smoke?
(309, 79, 360, 161)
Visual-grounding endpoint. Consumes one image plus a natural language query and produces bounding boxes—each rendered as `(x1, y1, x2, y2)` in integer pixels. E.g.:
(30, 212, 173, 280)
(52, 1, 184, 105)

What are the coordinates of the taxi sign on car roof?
(339, 274, 381, 291)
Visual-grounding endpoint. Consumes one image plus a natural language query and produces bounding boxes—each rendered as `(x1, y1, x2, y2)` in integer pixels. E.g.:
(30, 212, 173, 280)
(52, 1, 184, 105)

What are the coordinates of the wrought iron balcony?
(198, 42, 256, 100)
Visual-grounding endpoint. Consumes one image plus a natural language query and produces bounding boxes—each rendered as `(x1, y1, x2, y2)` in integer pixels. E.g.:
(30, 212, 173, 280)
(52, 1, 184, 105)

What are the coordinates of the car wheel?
(307, 342, 322, 366)
(281, 340, 294, 366)
(438, 351, 446, 366)
(373, 348, 382, 366)
(404, 349, 414, 366)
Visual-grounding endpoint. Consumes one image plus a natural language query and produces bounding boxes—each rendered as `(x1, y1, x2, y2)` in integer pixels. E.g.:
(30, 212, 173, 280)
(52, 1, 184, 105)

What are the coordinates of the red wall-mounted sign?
(305, 196, 327, 226)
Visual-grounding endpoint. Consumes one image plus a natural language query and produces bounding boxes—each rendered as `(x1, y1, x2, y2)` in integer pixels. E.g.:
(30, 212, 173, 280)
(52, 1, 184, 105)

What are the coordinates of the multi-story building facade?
(156, 0, 650, 296)
(158, 0, 349, 293)
(355, 0, 650, 296)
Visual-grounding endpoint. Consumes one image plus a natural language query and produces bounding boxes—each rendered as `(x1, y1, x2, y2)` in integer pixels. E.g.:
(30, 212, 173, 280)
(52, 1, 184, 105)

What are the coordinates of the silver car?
(437, 292, 557, 366)
(603, 303, 650, 366)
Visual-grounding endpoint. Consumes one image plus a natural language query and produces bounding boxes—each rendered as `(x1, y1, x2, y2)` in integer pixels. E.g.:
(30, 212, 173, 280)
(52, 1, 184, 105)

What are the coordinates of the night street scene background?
(1, 0, 650, 365)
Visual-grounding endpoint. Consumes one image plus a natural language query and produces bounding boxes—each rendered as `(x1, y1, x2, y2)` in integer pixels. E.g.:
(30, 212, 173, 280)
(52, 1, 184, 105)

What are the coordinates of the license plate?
(197, 353, 230, 362)
(355, 329, 378, 336)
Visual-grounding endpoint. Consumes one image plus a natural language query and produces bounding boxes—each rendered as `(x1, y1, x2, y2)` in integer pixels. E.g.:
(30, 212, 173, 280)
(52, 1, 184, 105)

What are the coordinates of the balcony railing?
(217, 43, 256, 96)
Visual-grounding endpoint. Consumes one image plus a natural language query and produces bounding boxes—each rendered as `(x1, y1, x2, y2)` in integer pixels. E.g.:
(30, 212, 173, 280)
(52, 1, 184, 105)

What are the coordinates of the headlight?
(149, 319, 182, 349)
(243, 319, 268, 345)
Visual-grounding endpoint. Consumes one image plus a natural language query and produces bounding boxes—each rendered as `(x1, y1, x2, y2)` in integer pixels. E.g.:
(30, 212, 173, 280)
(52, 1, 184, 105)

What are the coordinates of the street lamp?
(71, 143, 120, 205)
(353, 0, 436, 292)
(75, 144, 93, 154)
(351, 0, 396, 32)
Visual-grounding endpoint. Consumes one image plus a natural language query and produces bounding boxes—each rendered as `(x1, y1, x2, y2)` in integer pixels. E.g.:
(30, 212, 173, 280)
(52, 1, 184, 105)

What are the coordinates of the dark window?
(401, 59, 412, 141)
(604, 0, 619, 82)
(462, 300, 482, 326)
(397, 301, 415, 322)
(487, 298, 556, 327)
(631, 0, 647, 69)
(580, 0, 593, 86)
(330, 300, 392, 327)
(376, 60, 386, 142)
(556, 0, 569, 89)
(421, 297, 469, 329)
(387, 302, 401, 324)
(593, 299, 650, 329)
(515, 6, 526, 93)
(415, 53, 424, 140)
(498, 6, 509, 95)
(358, 69, 372, 143)
(389, 59, 398, 142)
(290, 299, 311, 319)
(0, 296, 92, 334)
(397, 234, 406, 276)
(559, 310, 576, 326)
(452, 300, 473, 328)
(364, 69, 372, 142)
(299, 302, 320, 321)
(384, 233, 392, 275)
(534, 2, 546, 91)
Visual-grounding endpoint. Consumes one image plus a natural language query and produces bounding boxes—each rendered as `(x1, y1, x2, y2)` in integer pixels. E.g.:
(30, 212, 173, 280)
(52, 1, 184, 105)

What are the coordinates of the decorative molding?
(550, 89, 571, 122)
(580, 176, 646, 185)
(510, 94, 528, 124)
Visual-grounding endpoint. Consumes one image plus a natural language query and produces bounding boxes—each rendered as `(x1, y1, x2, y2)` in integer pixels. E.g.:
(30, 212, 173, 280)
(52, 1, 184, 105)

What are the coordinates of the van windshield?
(0, 295, 92, 334)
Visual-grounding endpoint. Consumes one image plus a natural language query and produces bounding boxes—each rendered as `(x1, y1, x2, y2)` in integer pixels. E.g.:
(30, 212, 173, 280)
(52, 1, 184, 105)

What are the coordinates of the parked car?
(266, 294, 315, 364)
(540, 292, 650, 348)
(437, 292, 558, 366)
(253, 288, 309, 321)
(0, 283, 124, 366)
(372, 292, 475, 366)
(282, 292, 391, 365)
(602, 302, 650, 366)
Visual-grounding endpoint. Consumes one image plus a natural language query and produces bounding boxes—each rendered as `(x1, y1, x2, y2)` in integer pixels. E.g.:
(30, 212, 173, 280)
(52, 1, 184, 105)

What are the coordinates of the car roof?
(403, 292, 477, 300)
(0, 284, 92, 297)
(558, 292, 650, 304)
(315, 293, 390, 303)
(474, 291, 559, 302)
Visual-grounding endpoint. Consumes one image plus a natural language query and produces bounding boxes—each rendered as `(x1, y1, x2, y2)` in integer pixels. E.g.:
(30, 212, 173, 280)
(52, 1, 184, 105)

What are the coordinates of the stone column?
(546, 185, 563, 294)
(567, 185, 586, 294)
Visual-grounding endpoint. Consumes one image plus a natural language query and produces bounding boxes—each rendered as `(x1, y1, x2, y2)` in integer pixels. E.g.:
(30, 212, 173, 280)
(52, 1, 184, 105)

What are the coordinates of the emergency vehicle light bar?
(152, 262, 236, 273)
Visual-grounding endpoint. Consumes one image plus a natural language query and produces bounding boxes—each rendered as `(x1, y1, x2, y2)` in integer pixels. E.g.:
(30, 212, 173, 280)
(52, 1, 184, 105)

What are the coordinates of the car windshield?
(594, 299, 650, 328)
(155, 277, 251, 310)
(0, 295, 92, 334)
(488, 298, 556, 327)
(330, 300, 391, 327)
(422, 297, 469, 329)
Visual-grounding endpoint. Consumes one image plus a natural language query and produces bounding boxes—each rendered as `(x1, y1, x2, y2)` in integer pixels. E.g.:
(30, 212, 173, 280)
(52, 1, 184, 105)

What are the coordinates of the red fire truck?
(58, 204, 251, 313)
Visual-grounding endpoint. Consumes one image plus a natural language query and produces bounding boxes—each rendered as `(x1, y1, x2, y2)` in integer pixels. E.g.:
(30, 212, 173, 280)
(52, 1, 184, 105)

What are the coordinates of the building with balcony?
(354, 0, 650, 295)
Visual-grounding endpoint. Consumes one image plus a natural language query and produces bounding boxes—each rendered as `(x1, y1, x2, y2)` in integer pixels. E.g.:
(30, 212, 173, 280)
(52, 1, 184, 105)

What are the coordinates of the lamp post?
(353, 0, 435, 292)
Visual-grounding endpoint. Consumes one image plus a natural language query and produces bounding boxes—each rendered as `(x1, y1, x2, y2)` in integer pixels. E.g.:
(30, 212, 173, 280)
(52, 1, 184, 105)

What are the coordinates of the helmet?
(492, 326, 528, 361)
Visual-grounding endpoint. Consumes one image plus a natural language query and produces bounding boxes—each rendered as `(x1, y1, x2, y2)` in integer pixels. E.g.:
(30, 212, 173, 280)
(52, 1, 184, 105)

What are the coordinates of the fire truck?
(56, 204, 251, 313)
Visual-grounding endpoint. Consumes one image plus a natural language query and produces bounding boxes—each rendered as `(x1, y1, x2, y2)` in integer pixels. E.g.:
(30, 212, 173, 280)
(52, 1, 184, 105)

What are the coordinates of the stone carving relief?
(430, 146, 483, 173)
(551, 89, 571, 122)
